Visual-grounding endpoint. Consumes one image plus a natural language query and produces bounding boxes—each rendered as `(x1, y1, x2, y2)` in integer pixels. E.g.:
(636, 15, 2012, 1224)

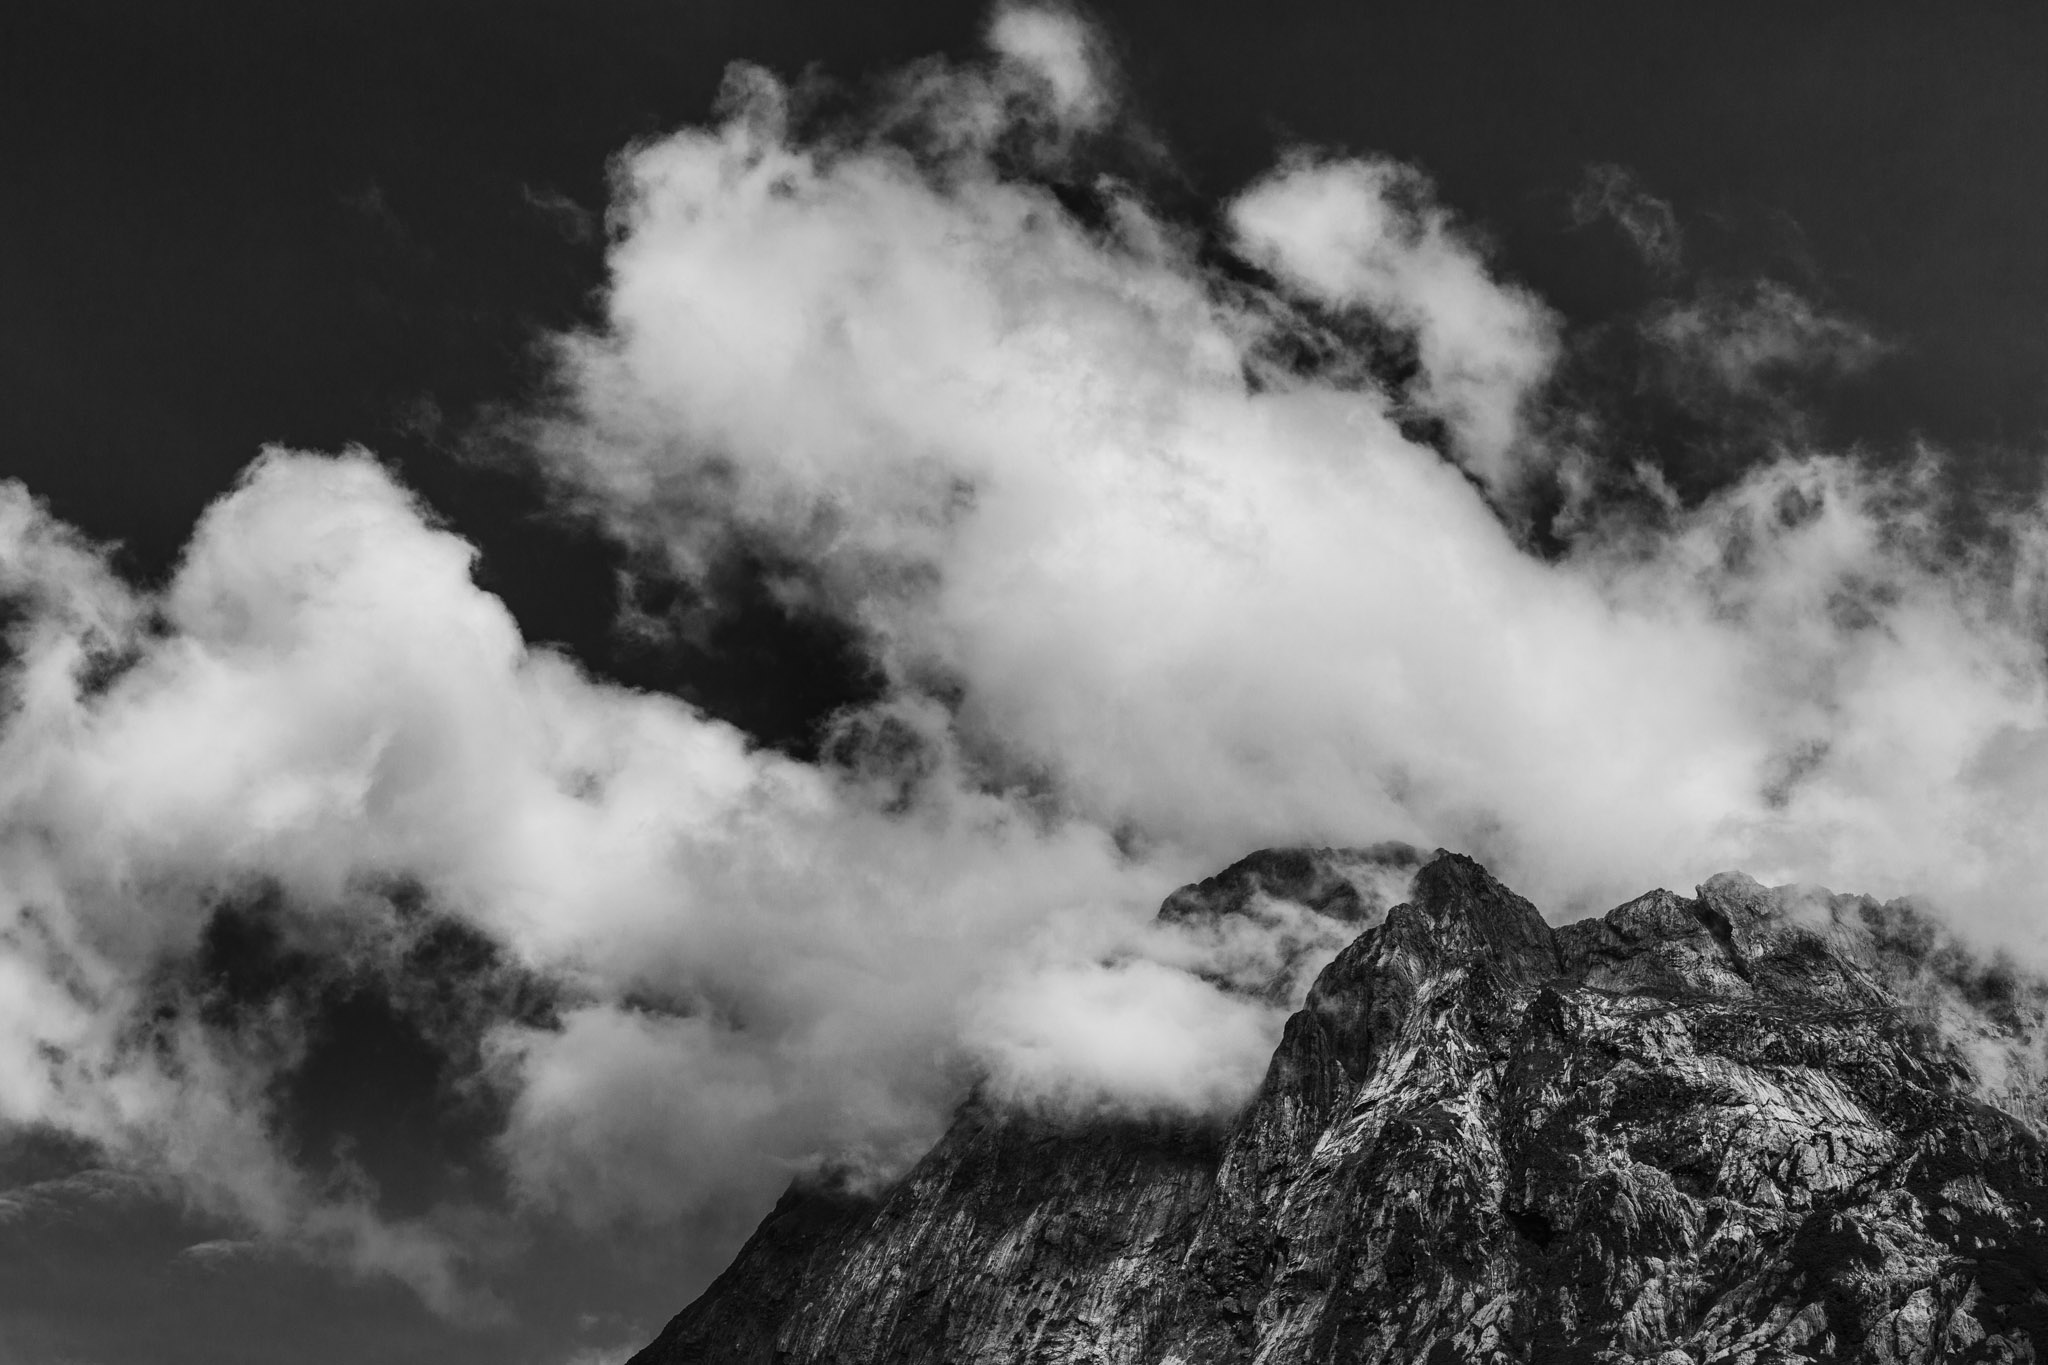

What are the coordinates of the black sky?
(4, 3, 2048, 1362)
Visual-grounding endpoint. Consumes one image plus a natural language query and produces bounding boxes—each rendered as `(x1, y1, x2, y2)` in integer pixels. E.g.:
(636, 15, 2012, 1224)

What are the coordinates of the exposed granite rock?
(631, 851, 2048, 1365)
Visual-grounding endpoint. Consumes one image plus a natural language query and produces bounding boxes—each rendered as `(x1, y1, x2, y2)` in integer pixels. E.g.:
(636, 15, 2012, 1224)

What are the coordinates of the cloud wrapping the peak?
(967, 956, 1285, 1117)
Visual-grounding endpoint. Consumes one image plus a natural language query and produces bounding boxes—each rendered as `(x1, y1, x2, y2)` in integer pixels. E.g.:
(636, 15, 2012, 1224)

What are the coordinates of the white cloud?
(986, 2, 1113, 133)
(968, 957, 1285, 1117)
(1229, 155, 1559, 486)
(530, 9, 2048, 957)
(0, 450, 1204, 1309)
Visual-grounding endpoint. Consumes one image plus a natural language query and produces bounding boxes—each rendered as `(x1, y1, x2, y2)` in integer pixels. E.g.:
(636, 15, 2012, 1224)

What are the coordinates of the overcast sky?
(7, 3, 2048, 1363)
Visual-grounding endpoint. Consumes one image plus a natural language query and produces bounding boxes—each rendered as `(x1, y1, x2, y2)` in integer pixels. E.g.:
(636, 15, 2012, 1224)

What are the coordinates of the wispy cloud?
(1646, 277, 1888, 406)
(1571, 162, 1684, 274)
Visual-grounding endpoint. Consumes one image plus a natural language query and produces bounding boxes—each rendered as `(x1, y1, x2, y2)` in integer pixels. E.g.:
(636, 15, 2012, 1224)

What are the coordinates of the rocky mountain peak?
(1398, 849, 1562, 980)
(630, 850, 2048, 1365)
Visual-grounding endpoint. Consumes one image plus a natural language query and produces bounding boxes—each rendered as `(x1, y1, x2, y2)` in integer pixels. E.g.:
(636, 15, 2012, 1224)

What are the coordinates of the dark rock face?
(631, 851, 2048, 1364)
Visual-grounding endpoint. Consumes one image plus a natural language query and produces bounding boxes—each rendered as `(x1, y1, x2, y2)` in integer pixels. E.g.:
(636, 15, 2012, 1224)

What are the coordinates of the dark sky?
(4, 2, 2048, 1362)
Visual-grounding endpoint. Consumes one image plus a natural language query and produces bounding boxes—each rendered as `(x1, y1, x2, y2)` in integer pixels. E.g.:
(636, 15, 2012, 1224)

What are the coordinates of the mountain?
(628, 849, 2048, 1364)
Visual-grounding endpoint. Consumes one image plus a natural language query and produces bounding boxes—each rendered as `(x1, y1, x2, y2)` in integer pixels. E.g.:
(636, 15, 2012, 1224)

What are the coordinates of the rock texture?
(631, 850, 2048, 1364)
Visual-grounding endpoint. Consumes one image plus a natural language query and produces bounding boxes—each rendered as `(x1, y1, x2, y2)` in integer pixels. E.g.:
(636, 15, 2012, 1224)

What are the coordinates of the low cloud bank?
(2, 0, 2047, 1318)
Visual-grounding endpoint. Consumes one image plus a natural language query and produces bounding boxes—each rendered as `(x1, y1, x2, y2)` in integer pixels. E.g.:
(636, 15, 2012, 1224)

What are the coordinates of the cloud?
(1570, 162, 1683, 273)
(1560, 166, 1880, 466)
(1230, 155, 1559, 487)
(0, 1169, 157, 1231)
(558, 1342, 642, 1365)
(171, 1238, 269, 1271)
(968, 956, 1286, 1117)
(986, 1, 1114, 133)
(1646, 277, 1887, 406)
(4, 0, 2048, 1331)
(0, 447, 1229, 1309)
(521, 184, 598, 244)
(529, 8, 2048, 951)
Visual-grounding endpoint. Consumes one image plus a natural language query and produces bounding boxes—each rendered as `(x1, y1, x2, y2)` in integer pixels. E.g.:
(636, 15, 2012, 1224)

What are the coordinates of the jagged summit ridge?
(631, 849, 2048, 1365)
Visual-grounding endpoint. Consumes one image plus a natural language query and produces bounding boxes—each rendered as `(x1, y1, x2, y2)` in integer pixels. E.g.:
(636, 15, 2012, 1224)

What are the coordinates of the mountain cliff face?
(630, 850, 2048, 1364)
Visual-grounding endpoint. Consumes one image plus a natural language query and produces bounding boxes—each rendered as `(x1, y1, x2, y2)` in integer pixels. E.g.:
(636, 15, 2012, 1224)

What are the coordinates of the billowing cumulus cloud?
(530, 4, 2048, 935)
(2, 0, 2047, 1327)
(0, 447, 1220, 1307)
